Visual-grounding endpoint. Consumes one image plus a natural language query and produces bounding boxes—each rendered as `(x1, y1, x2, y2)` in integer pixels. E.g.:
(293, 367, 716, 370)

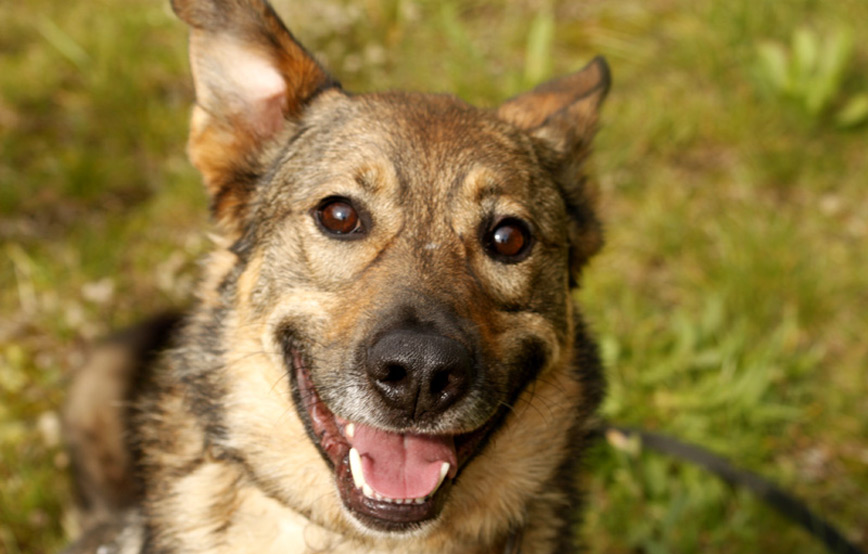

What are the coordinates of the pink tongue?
(351, 423, 458, 499)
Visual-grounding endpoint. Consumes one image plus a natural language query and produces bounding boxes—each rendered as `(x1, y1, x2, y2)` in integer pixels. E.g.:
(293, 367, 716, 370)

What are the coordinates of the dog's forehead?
(297, 90, 547, 201)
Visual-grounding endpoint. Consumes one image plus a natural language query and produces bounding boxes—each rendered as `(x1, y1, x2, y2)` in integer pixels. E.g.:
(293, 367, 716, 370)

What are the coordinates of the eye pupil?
(318, 199, 360, 235)
(486, 218, 532, 262)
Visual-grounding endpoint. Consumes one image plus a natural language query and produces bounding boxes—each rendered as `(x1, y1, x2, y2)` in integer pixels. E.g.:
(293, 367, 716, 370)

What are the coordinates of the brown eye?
(485, 218, 532, 262)
(314, 197, 364, 237)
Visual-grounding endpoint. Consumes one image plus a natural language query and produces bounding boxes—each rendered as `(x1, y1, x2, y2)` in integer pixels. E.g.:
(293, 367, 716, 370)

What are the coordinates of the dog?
(63, 0, 610, 551)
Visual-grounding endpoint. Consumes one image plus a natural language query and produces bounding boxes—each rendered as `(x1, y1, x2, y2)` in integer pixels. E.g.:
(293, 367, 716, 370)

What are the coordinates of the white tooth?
(362, 483, 374, 499)
(349, 448, 364, 490)
(414, 497, 424, 505)
(345, 423, 355, 438)
(435, 462, 450, 490)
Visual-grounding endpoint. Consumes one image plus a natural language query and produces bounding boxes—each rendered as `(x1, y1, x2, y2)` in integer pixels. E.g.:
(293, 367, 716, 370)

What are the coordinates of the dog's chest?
(161, 462, 498, 554)
(159, 462, 337, 553)
(220, 488, 335, 553)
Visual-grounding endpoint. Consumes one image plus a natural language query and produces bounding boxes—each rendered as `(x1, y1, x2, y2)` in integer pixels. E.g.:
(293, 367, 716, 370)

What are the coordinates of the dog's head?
(172, 0, 608, 538)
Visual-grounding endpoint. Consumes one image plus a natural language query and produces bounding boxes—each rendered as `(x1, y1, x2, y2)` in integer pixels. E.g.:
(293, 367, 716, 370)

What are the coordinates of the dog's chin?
(289, 348, 498, 533)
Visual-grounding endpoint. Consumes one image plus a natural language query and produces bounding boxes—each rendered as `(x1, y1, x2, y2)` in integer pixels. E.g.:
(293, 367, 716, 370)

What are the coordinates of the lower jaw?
(337, 460, 451, 532)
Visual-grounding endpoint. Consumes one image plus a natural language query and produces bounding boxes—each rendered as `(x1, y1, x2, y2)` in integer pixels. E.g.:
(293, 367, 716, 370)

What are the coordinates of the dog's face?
(173, 0, 607, 537)
(251, 92, 580, 530)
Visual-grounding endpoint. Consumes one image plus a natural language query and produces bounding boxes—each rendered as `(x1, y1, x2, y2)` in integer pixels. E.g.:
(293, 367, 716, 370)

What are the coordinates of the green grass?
(1, 0, 866, 552)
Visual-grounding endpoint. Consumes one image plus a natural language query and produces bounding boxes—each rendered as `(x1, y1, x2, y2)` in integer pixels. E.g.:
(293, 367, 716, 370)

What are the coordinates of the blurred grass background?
(1, 0, 866, 552)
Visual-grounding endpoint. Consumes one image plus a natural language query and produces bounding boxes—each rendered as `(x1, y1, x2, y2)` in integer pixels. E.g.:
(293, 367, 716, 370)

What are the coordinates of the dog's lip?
(289, 347, 496, 531)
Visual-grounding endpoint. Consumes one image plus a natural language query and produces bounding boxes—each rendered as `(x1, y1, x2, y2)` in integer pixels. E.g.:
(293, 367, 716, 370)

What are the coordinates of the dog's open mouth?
(289, 348, 495, 531)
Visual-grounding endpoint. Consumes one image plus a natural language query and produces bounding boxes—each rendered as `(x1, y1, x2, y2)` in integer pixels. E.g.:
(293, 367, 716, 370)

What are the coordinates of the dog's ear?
(497, 56, 609, 140)
(172, 0, 338, 231)
(497, 56, 610, 275)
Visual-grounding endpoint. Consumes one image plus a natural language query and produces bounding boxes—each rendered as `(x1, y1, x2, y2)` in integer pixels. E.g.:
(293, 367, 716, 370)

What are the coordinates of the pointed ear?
(497, 56, 609, 147)
(172, 0, 339, 230)
(498, 56, 610, 276)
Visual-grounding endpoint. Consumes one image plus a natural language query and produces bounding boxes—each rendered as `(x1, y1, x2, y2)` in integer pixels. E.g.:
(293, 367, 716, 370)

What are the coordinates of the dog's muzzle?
(286, 325, 501, 532)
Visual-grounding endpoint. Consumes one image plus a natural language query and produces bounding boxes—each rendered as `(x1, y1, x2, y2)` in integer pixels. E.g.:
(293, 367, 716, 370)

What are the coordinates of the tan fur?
(63, 1, 610, 552)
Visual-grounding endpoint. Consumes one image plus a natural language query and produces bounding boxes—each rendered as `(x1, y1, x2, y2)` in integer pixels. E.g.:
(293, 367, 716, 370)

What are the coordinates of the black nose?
(367, 330, 472, 420)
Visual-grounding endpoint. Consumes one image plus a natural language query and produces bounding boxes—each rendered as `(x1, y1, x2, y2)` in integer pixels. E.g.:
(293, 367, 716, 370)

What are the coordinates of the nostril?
(429, 367, 461, 398)
(430, 370, 448, 397)
(381, 363, 407, 384)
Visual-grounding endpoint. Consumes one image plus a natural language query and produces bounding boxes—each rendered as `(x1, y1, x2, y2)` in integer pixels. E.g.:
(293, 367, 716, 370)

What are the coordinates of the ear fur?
(498, 56, 611, 276)
(172, 0, 338, 230)
(497, 56, 610, 139)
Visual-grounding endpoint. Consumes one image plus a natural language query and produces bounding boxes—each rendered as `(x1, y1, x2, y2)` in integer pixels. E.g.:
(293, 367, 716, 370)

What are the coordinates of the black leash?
(597, 424, 865, 554)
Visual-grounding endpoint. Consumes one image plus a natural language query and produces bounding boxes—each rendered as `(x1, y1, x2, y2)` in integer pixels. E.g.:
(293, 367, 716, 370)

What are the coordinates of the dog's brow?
(354, 172, 374, 192)
(354, 167, 390, 194)
(473, 182, 504, 202)
(460, 167, 504, 202)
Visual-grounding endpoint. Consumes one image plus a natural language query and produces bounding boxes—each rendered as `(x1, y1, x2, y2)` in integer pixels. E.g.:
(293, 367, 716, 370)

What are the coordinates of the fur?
(64, 1, 610, 552)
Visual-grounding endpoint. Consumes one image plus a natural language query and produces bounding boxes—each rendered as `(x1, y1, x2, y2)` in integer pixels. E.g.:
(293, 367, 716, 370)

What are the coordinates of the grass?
(1, 0, 866, 552)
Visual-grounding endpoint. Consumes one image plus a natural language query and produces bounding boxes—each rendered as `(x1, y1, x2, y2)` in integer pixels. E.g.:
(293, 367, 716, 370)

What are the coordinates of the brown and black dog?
(64, 0, 610, 551)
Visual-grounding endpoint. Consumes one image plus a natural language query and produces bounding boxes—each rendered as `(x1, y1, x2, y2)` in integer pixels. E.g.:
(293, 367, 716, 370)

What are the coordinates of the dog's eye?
(314, 197, 364, 237)
(484, 218, 533, 262)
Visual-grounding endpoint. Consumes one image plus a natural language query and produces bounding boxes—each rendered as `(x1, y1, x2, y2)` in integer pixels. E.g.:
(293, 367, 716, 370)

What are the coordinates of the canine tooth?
(345, 423, 355, 438)
(435, 462, 450, 490)
(349, 448, 364, 490)
(362, 483, 374, 499)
